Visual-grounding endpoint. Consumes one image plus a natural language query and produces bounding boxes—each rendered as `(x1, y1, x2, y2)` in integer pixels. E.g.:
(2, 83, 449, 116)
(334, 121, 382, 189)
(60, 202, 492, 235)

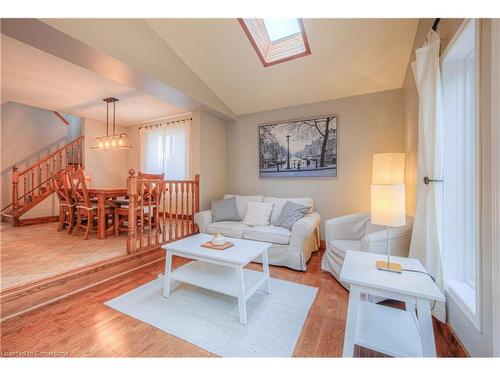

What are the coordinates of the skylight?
(263, 19, 301, 42)
(238, 18, 311, 67)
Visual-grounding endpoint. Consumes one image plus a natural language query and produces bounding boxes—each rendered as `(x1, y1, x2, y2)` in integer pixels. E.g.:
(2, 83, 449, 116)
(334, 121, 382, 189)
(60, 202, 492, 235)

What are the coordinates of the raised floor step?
(1, 246, 165, 321)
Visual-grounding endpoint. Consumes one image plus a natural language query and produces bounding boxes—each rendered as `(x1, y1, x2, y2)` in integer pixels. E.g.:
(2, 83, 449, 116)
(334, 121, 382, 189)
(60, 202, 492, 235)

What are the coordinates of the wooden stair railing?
(126, 169, 200, 254)
(1, 135, 84, 226)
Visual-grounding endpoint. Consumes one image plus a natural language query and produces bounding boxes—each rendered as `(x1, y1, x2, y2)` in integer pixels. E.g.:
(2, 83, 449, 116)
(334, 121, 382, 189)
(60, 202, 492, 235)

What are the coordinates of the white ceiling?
(1, 35, 188, 126)
(146, 18, 419, 115)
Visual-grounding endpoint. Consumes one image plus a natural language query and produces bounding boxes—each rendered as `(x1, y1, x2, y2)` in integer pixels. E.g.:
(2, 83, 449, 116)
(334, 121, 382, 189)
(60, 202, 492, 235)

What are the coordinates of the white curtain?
(410, 30, 446, 322)
(140, 119, 191, 180)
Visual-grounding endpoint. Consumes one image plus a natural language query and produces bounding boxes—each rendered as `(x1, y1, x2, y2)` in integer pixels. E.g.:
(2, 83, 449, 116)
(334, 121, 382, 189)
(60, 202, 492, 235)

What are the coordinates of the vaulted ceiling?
(1, 34, 188, 125)
(146, 18, 419, 115)
(2, 19, 419, 122)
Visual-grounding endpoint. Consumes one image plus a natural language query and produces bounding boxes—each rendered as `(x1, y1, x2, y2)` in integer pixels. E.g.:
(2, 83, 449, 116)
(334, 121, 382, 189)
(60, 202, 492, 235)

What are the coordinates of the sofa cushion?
(264, 197, 313, 225)
(211, 197, 240, 222)
(275, 201, 310, 230)
(243, 225, 291, 245)
(224, 194, 264, 220)
(243, 201, 274, 226)
(206, 221, 250, 239)
(329, 240, 361, 259)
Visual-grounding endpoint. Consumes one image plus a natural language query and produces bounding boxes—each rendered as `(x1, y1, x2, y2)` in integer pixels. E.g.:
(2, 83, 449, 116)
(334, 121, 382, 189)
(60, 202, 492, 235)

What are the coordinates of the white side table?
(340, 251, 445, 357)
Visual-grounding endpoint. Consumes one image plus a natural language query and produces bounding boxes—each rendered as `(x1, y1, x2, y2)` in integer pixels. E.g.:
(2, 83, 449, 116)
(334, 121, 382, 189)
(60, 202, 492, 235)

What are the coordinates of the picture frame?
(258, 115, 338, 178)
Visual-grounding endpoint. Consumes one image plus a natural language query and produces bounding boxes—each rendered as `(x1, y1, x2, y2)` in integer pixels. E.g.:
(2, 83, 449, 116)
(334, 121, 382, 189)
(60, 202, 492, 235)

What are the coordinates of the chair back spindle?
(69, 170, 92, 208)
(53, 171, 74, 206)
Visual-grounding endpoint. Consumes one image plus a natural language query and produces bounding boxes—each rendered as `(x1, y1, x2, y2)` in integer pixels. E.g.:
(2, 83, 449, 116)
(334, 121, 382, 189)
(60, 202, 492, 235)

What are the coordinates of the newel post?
(12, 166, 20, 226)
(194, 174, 200, 214)
(127, 169, 138, 254)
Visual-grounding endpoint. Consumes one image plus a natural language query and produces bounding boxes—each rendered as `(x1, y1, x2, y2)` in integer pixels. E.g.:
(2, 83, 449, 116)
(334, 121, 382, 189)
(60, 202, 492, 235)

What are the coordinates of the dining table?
(88, 188, 128, 240)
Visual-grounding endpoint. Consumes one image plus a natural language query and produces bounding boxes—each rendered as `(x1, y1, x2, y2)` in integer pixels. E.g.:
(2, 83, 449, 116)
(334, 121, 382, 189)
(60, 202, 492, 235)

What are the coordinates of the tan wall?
(1, 102, 82, 218)
(191, 111, 226, 210)
(226, 89, 404, 238)
(82, 119, 129, 188)
(197, 111, 226, 210)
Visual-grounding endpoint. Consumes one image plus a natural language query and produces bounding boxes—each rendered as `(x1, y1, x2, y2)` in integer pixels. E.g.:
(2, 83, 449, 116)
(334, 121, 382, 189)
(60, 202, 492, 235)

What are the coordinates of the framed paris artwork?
(258, 115, 338, 178)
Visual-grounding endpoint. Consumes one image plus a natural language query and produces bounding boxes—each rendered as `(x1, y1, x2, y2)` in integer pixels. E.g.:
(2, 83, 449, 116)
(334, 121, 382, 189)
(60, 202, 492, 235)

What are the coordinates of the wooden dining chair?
(53, 170, 75, 233)
(84, 174, 93, 189)
(69, 170, 114, 240)
(114, 172, 165, 236)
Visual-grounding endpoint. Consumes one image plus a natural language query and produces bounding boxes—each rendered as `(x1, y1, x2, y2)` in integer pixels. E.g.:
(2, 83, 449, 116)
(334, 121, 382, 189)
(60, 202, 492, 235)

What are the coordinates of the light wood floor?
(0, 250, 458, 357)
(0, 222, 126, 289)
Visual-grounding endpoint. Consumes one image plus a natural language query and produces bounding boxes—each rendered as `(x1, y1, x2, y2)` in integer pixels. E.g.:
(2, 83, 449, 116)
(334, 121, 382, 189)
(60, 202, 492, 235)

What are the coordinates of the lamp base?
(376, 260, 402, 273)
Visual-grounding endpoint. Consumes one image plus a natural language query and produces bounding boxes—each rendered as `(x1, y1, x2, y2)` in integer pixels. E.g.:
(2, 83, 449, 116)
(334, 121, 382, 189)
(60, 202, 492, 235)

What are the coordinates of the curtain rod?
(139, 117, 192, 130)
(432, 18, 441, 31)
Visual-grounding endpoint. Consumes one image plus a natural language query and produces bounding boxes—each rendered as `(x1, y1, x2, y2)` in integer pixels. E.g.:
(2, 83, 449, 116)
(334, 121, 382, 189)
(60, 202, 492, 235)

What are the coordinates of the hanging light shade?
(90, 97, 131, 150)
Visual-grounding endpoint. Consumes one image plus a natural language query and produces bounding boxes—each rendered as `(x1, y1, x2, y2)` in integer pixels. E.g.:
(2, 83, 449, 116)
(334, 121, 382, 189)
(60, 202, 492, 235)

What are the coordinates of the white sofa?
(321, 212, 413, 288)
(194, 194, 321, 271)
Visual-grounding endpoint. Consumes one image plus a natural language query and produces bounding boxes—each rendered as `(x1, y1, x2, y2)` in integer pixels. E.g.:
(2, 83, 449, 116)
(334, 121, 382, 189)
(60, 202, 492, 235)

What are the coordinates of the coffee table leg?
(262, 249, 271, 294)
(163, 252, 172, 298)
(236, 266, 247, 325)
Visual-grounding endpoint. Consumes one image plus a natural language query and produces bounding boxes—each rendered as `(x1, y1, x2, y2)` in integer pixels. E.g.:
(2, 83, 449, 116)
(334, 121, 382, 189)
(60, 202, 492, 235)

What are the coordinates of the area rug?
(105, 276, 317, 357)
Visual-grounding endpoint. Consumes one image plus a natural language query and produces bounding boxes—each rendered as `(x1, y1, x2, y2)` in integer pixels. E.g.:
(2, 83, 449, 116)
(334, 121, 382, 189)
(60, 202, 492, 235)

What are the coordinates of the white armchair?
(321, 212, 413, 287)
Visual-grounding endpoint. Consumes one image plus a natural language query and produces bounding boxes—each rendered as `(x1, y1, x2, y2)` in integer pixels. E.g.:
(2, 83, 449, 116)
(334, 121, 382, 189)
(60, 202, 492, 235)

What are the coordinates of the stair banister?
(12, 166, 19, 226)
(2, 135, 85, 226)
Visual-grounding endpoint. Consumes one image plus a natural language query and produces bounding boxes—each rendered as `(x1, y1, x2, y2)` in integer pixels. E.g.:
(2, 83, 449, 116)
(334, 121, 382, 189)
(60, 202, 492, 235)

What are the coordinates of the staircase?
(1, 136, 85, 226)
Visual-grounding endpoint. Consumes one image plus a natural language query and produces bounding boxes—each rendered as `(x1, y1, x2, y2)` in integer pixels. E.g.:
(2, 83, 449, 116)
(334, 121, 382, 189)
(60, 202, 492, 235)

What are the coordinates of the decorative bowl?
(211, 233, 226, 246)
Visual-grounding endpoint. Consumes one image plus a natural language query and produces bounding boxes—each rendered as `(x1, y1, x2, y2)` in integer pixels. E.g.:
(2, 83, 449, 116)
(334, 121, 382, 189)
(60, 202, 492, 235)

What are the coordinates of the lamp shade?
(372, 153, 405, 184)
(90, 97, 131, 151)
(370, 184, 406, 226)
(90, 133, 131, 150)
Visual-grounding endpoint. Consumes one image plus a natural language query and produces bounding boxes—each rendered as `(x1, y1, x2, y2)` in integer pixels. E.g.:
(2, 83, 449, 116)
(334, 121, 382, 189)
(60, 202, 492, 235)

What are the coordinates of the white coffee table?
(161, 233, 272, 325)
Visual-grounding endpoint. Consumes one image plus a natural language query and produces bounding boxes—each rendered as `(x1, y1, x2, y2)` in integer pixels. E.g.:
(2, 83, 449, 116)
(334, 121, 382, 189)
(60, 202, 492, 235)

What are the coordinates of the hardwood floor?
(0, 222, 127, 289)
(0, 250, 461, 357)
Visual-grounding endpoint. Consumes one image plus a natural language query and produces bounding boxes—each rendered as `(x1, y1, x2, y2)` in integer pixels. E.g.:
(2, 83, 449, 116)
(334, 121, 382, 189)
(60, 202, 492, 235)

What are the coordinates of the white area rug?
(105, 276, 317, 357)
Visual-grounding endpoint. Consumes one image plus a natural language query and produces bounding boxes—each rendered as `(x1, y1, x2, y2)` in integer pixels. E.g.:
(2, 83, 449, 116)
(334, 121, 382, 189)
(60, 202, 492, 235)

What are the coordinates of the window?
(238, 18, 311, 67)
(140, 118, 191, 180)
(263, 19, 301, 42)
(441, 19, 481, 328)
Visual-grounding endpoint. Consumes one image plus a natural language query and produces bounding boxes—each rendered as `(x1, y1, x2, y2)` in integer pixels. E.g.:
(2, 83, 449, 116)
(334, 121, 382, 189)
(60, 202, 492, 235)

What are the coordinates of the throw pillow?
(243, 201, 274, 226)
(275, 201, 310, 230)
(211, 197, 241, 222)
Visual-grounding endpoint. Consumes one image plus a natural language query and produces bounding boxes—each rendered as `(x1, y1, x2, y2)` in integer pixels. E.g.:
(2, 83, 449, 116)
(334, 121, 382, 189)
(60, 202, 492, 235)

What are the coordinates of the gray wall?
(225, 89, 404, 238)
(1, 102, 83, 218)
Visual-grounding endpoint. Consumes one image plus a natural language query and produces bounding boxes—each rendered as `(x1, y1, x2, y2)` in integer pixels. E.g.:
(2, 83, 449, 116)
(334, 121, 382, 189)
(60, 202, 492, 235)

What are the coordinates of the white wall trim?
(441, 18, 483, 331)
(491, 18, 500, 358)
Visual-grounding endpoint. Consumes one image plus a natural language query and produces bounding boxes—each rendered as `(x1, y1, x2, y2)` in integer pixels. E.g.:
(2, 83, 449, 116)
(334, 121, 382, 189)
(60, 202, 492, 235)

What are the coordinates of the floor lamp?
(371, 153, 406, 273)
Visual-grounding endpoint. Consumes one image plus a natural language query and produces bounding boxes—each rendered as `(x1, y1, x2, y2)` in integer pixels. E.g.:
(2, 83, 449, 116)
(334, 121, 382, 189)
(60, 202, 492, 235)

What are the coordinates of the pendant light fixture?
(90, 97, 131, 150)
